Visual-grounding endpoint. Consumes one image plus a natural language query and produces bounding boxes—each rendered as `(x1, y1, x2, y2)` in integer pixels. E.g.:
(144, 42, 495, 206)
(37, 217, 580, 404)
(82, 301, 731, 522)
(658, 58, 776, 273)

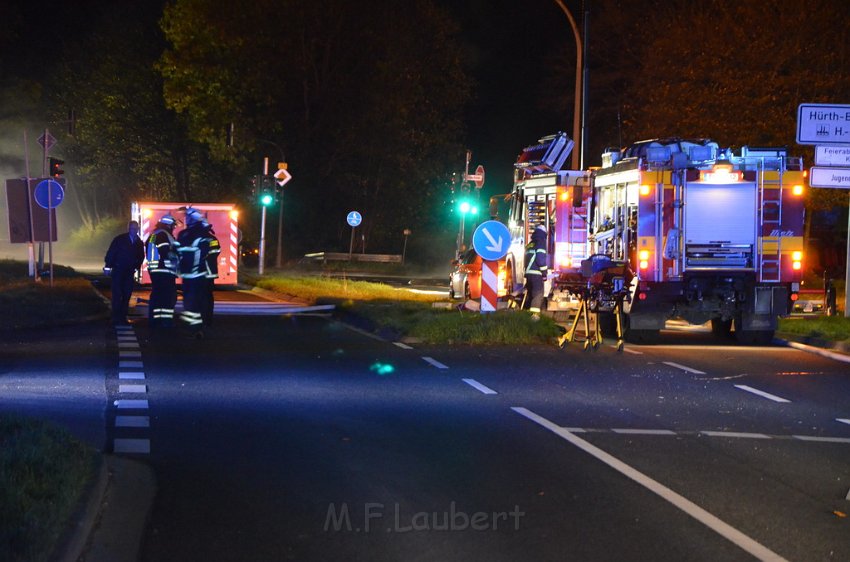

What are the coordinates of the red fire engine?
(580, 139, 805, 344)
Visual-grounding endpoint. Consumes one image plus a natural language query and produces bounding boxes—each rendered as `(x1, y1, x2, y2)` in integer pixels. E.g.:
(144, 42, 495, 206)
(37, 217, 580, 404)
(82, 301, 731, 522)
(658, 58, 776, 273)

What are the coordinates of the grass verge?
(778, 316, 850, 342)
(0, 260, 108, 330)
(256, 274, 440, 303)
(0, 414, 98, 562)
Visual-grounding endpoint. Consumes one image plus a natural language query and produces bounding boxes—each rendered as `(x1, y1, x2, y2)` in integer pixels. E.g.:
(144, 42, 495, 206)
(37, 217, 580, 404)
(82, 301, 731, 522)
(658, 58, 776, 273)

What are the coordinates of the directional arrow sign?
(274, 168, 292, 187)
(472, 220, 510, 261)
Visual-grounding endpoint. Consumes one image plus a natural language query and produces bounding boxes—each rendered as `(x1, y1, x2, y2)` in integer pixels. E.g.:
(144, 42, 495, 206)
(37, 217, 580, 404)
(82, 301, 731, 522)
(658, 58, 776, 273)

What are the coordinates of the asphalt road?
(3, 300, 850, 561)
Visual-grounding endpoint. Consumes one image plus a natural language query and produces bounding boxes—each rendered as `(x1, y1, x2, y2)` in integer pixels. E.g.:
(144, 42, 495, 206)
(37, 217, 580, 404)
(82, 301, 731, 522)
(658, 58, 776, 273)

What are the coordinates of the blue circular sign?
(347, 211, 362, 227)
(34, 179, 65, 209)
(472, 220, 511, 261)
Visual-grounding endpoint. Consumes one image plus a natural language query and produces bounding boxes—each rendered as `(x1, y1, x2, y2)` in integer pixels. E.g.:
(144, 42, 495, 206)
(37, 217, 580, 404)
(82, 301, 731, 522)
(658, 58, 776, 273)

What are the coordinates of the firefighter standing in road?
(177, 208, 211, 337)
(201, 222, 221, 326)
(524, 224, 548, 320)
(145, 214, 180, 328)
(104, 220, 146, 325)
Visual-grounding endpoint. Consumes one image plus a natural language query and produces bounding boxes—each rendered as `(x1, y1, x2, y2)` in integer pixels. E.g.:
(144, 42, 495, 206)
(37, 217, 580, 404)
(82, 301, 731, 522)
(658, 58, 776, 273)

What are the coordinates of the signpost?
(347, 211, 362, 260)
(472, 220, 510, 313)
(797, 103, 850, 317)
(34, 179, 64, 287)
(273, 164, 291, 268)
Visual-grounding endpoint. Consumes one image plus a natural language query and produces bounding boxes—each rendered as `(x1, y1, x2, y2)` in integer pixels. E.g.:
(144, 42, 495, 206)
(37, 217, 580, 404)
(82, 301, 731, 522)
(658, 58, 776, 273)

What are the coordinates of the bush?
(63, 216, 126, 258)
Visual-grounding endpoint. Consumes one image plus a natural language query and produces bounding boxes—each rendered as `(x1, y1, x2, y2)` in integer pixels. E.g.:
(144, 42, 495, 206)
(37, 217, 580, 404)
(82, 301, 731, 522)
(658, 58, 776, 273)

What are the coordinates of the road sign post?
(472, 220, 511, 313)
(259, 157, 269, 276)
(274, 164, 291, 268)
(347, 211, 362, 260)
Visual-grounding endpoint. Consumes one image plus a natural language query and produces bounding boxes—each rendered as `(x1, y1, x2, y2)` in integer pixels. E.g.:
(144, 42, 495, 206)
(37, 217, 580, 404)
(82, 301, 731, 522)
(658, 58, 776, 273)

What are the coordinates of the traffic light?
(260, 176, 275, 206)
(456, 199, 478, 215)
(48, 157, 64, 178)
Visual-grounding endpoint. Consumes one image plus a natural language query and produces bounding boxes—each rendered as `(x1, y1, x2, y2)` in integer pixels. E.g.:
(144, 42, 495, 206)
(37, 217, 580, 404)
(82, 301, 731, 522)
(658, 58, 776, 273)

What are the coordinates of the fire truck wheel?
(625, 329, 660, 345)
(710, 318, 733, 338)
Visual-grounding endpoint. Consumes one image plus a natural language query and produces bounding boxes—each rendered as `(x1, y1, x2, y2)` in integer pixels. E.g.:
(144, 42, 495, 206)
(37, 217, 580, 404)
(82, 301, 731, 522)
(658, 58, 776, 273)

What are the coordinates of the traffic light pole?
(258, 157, 269, 276)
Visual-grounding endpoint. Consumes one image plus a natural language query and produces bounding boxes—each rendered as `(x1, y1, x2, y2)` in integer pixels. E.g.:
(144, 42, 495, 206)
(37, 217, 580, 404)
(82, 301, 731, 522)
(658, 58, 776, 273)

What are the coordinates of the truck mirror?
(572, 185, 583, 208)
(488, 198, 499, 218)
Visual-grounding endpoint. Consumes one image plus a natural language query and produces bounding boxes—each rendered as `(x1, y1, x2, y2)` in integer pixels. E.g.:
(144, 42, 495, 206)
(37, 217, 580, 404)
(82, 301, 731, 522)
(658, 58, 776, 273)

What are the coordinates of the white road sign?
(809, 166, 850, 189)
(815, 145, 850, 166)
(797, 103, 850, 145)
(274, 168, 292, 186)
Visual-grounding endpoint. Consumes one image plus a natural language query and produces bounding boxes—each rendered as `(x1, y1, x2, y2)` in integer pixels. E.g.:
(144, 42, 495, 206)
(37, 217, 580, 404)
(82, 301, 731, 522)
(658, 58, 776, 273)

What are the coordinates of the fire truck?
(496, 133, 590, 313)
(582, 139, 805, 344)
(131, 202, 240, 285)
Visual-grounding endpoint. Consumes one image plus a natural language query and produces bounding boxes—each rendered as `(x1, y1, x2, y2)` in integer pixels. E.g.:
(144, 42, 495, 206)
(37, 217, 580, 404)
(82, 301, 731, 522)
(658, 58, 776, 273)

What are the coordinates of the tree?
(158, 0, 471, 255)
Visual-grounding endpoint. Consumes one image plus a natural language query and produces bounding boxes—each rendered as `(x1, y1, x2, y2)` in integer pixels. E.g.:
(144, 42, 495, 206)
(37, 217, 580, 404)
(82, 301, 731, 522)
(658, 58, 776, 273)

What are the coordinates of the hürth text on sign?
(797, 103, 850, 145)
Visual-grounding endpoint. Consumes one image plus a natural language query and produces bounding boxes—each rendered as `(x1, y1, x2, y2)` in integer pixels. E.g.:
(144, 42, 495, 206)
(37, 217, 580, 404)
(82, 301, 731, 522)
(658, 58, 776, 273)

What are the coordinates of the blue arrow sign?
(347, 211, 362, 227)
(34, 179, 65, 209)
(472, 220, 510, 261)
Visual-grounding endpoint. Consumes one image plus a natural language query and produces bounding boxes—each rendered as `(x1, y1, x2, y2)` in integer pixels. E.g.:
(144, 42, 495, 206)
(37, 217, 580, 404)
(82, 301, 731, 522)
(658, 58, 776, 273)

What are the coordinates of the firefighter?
(177, 208, 211, 338)
(145, 214, 179, 328)
(201, 222, 221, 327)
(524, 224, 548, 320)
(104, 220, 145, 325)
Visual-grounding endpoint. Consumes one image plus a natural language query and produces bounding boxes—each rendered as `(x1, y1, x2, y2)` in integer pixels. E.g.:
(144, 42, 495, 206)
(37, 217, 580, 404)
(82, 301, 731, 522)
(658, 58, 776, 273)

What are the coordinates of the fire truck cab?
(589, 139, 805, 344)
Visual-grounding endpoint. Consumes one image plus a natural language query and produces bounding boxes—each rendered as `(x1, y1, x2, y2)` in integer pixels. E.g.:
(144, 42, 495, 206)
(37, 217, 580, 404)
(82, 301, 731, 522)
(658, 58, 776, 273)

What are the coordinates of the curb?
(60, 455, 157, 562)
(775, 333, 850, 364)
(54, 456, 109, 562)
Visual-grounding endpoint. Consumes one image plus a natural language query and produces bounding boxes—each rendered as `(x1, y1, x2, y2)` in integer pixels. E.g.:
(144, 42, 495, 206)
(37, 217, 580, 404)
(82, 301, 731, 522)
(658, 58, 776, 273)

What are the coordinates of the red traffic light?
(48, 157, 65, 178)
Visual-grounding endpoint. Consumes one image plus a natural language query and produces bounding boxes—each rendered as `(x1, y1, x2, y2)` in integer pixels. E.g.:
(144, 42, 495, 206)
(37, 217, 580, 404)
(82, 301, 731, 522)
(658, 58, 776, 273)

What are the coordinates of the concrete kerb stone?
(775, 332, 850, 363)
(53, 455, 108, 562)
(65, 455, 157, 562)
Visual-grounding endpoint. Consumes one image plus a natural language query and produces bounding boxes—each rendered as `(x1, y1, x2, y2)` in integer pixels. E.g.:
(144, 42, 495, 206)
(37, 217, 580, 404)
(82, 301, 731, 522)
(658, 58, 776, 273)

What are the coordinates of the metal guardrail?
(302, 252, 402, 264)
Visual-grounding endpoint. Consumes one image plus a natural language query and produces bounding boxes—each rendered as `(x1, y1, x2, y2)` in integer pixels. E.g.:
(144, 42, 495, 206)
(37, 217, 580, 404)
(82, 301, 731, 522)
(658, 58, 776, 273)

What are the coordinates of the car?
(448, 248, 507, 300)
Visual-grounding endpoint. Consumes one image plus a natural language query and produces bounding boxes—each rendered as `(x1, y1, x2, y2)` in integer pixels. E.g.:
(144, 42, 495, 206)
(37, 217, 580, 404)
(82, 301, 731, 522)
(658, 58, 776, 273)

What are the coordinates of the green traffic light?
(459, 201, 471, 214)
(260, 193, 273, 206)
(471, 206, 479, 215)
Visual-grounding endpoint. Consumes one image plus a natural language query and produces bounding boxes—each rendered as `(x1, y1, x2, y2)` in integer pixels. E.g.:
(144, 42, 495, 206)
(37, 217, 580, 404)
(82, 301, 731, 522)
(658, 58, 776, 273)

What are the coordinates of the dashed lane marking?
(837, 419, 850, 426)
(393, 342, 414, 350)
(118, 342, 140, 348)
(113, 438, 150, 454)
(119, 361, 144, 368)
(511, 407, 789, 562)
(612, 428, 676, 435)
(119, 384, 147, 394)
(119, 351, 142, 358)
(115, 416, 150, 428)
(462, 378, 498, 395)
(119, 372, 145, 380)
(422, 356, 449, 369)
(662, 361, 706, 375)
(733, 384, 791, 403)
(115, 399, 149, 409)
(701, 431, 770, 439)
(792, 435, 850, 444)
(622, 347, 643, 355)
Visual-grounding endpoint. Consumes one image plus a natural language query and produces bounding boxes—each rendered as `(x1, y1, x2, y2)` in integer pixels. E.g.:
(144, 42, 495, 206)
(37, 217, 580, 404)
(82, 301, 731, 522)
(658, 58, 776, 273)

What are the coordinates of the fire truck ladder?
(758, 164, 783, 283)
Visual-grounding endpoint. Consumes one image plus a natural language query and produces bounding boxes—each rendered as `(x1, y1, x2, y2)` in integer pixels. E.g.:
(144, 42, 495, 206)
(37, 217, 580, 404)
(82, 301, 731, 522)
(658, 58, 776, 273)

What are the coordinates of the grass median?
(0, 260, 108, 330)
(778, 316, 850, 342)
(255, 274, 560, 345)
(0, 414, 98, 562)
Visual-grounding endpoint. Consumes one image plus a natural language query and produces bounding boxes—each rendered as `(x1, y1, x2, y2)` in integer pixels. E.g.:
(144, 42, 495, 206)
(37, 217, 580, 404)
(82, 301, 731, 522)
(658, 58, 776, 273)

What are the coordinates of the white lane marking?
(701, 431, 771, 439)
(622, 347, 643, 355)
(119, 361, 144, 368)
(733, 385, 791, 403)
(511, 407, 788, 562)
(462, 378, 498, 395)
(393, 342, 414, 350)
(118, 342, 140, 348)
(119, 351, 142, 358)
(116, 336, 137, 341)
(115, 416, 150, 428)
(422, 356, 449, 369)
(792, 435, 850, 444)
(612, 428, 676, 435)
(114, 438, 150, 454)
(119, 384, 147, 394)
(115, 399, 149, 409)
(119, 372, 145, 380)
(783, 340, 850, 364)
(338, 322, 387, 342)
(846, 488, 850, 501)
(837, 419, 850, 426)
(662, 361, 706, 375)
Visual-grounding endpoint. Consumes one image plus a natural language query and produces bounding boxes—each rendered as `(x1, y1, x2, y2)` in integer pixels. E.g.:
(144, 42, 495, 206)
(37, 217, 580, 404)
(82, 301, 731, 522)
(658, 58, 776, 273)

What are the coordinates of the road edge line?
(510, 406, 788, 562)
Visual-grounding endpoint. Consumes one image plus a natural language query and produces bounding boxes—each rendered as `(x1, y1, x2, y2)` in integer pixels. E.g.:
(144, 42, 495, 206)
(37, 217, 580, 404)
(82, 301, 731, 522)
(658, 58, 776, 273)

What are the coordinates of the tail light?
(639, 184, 651, 196)
(791, 251, 802, 271)
(792, 184, 804, 196)
(638, 250, 650, 270)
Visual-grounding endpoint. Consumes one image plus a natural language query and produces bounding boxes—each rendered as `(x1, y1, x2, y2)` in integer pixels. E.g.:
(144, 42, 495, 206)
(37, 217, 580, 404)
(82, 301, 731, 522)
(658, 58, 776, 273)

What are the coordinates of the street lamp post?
(402, 229, 412, 265)
(553, 0, 583, 170)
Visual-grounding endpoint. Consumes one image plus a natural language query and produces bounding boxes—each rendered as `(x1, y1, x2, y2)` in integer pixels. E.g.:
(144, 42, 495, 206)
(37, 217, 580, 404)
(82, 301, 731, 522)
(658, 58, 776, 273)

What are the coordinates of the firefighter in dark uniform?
(104, 220, 145, 325)
(177, 208, 210, 337)
(524, 224, 549, 320)
(145, 214, 179, 328)
(201, 222, 221, 327)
